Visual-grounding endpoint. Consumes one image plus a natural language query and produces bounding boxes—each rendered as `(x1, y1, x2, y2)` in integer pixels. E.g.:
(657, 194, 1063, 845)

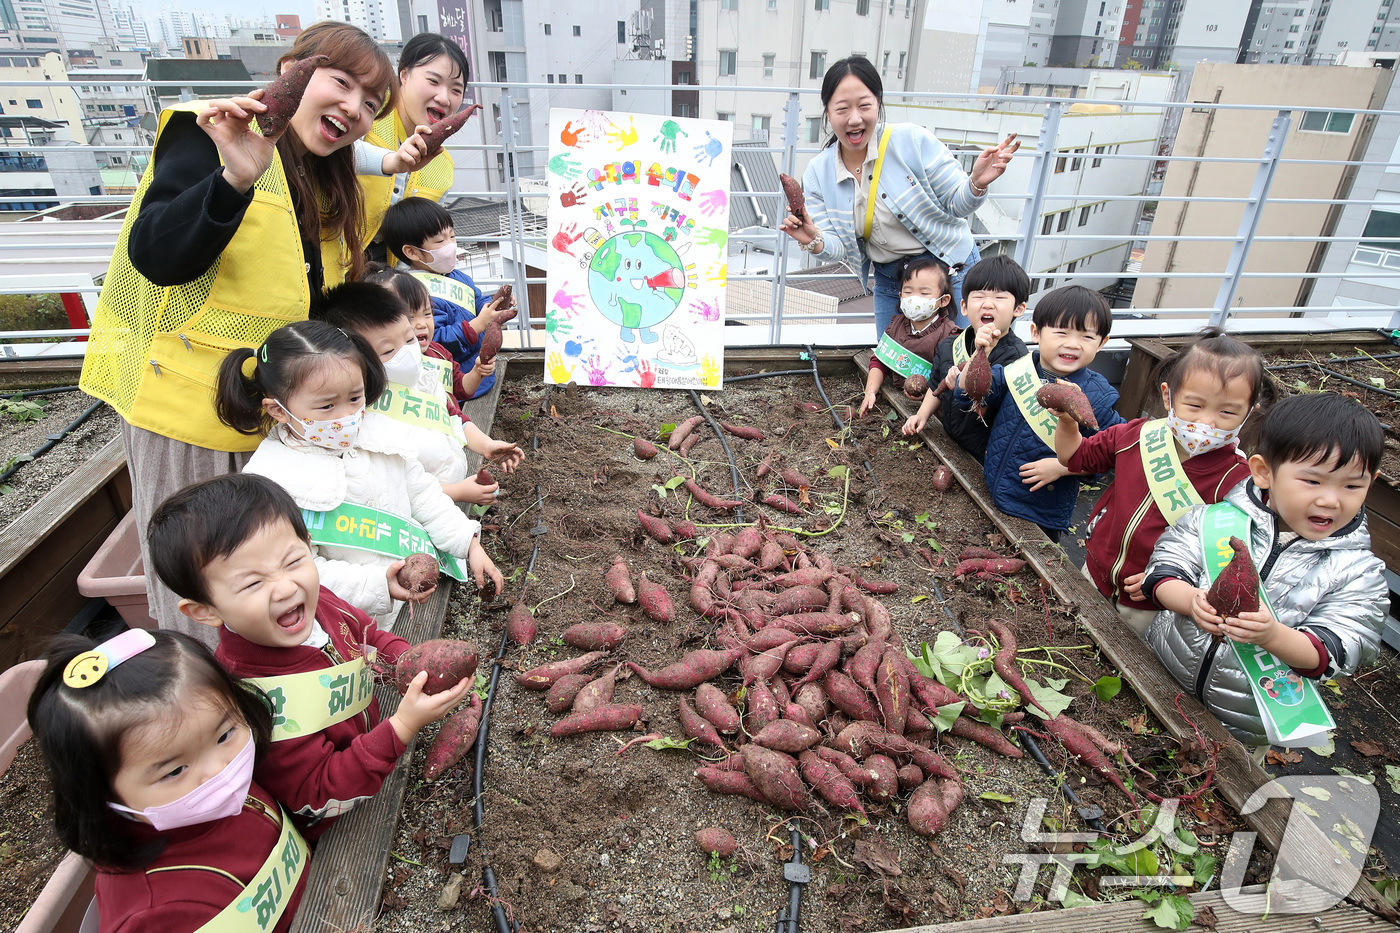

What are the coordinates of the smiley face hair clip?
(62, 629, 157, 689)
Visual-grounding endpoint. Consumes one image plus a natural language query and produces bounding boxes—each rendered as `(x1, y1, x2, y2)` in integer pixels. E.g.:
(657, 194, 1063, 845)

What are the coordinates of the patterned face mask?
(1166, 393, 1247, 457)
(277, 400, 364, 451)
(900, 294, 946, 323)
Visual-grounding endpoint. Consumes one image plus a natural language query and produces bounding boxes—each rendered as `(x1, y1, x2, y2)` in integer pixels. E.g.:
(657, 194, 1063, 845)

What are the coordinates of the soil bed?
(0, 739, 65, 924)
(0, 389, 120, 530)
(377, 368, 1254, 932)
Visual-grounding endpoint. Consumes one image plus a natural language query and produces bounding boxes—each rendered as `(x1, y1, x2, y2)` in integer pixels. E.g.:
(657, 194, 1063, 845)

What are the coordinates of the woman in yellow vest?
(79, 21, 397, 642)
(360, 33, 470, 249)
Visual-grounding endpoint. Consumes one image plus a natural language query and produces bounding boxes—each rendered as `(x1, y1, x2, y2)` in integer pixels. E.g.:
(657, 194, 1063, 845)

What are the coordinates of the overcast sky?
(131, 0, 318, 33)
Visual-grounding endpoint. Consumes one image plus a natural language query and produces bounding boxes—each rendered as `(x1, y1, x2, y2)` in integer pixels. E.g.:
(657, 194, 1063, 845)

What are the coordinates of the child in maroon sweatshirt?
(148, 472, 474, 840)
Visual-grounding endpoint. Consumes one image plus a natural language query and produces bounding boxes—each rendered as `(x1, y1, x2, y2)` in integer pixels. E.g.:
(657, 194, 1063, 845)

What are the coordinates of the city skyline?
(131, 0, 317, 40)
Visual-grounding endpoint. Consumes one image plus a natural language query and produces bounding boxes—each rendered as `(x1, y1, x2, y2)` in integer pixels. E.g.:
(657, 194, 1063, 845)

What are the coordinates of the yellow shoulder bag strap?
(1137, 418, 1203, 526)
(194, 803, 308, 932)
(862, 126, 895, 242)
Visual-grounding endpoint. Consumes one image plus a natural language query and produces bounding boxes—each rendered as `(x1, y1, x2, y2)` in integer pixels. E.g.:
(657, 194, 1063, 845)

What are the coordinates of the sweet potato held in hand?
(396, 552, 439, 596)
(779, 172, 805, 222)
(964, 346, 992, 421)
(902, 374, 929, 400)
(478, 321, 503, 363)
(395, 639, 479, 695)
(255, 55, 326, 138)
(1035, 381, 1098, 430)
(1207, 536, 1260, 619)
(419, 103, 480, 159)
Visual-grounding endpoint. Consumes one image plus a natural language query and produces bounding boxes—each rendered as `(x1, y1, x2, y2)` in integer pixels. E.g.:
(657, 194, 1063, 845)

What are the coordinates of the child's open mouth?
(978, 311, 998, 326)
(321, 115, 347, 140)
(1307, 514, 1334, 532)
(276, 604, 307, 633)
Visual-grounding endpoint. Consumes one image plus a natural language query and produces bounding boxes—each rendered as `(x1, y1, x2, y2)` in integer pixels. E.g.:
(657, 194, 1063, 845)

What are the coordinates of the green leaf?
(827, 465, 849, 479)
(519, 412, 531, 420)
(979, 791, 1015, 803)
(885, 409, 898, 421)
(931, 701, 965, 731)
(664, 475, 687, 489)
(901, 532, 916, 543)
(1386, 764, 1400, 796)
(910, 594, 928, 604)
(643, 736, 695, 751)
(1190, 851, 1219, 886)
(1331, 766, 1375, 785)
(469, 503, 491, 517)
(660, 422, 677, 438)
(1140, 892, 1193, 930)
(1093, 675, 1122, 702)
(651, 484, 668, 499)
(1123, 845, 1160, 877)
(926, 538, 941, 551)
(1060, 889, 1095, 909)
(1371, 376, 1387, 388)
(1023, 675, 1075, 720)
(1308, 735, 1336, 758)
(915, 512, 930, 524)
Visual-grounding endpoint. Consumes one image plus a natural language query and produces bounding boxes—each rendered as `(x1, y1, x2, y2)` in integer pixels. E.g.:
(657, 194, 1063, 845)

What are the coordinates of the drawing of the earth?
(587, 231, 686, 344)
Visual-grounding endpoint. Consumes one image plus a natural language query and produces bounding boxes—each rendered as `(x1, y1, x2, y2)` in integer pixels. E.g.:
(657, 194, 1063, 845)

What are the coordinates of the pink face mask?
(419, 241, 458, 273)
(109, 732, 255, 831)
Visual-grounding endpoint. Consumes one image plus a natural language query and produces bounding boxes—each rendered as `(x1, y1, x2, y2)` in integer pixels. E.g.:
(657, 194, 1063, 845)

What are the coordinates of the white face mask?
(382, 340, 423, 386)
(900, 294, 945, 324)
(418, 241, 457, 274)
(1166, 392, 1248, 457)
(277, 400, 365, 451)
(109, 735, 255, 831)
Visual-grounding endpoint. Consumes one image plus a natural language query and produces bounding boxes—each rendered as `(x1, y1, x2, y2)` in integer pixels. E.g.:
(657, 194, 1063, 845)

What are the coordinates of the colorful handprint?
(699, 355, 721, 387)
(697, 189, 728, 216)
(606, 117, 638, 150)
(653, 120, 688, 154)
(696, 226, 728, 249)
(551, 222, 583, 256)
(693, 132, 724, 166)
(546, 351, 576, 384)
(634, 358, 657, 388)
(559, 183, 588, 208)
(705, 263, 728, 287)
(544, 313, 573, 338)
(553, 285, 586, 315)
(548, 153, 582, 180)
(691, 298, 720, 322)
(582, 355, 611, 386)
(559, 120, 589, 148)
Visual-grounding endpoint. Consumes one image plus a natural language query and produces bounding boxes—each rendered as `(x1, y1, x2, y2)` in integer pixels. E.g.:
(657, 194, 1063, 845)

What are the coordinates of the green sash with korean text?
(1138, 418, 1203, 526)
(421, 355, 454, 395)
(1004, 355, 1059, 450)
(1201, 502, 1335, 747)
(301, 503, 468, 583)
(246, 655, 376, 742)
(951, 326, 974, 367)
(873, 333, 933, 380)
(371, 380, 464, 440)
(410, 270, 479, 313)
(200, 803, 307, 932)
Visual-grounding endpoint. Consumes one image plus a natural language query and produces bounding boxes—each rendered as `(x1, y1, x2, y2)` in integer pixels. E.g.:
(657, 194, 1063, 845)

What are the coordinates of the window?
(857, 0, 869, 12)
(1066, 260, 1078, 273)
(1070, 148, 1084, 171)
(1289, 24, 1300, 32)
(719, 50, 736, 75)
(678, 70, 692, 84)
(492, 103, 501, 132)
(618, 20, 626, 42)
(1092, 145, 1104, 168)
(418, 14, 428, 32)
(717, 111, 734, 121)
(752, 114, 771, 140)
(546, 74, 554, 83)
(1300, 110, 1354, 133)
(1057, 210, 1070, 232)
(496, 153, 505, 183)
(768, 0, 777, 8)
(25, 98, 40, 108)
(678, 103, 697, 117)
(806, 116, 822, 142)
(763, 54, 775, 77)
(1099, 0, 1104, 11)
(814, 0, 828, 9)
(882, 50, 890, 75)
(810, 51, 825, 78)
(1041, 214, 1054, 235)
(1284, 40, 1295, 48)
(1079, 206, 1090, 226)
(721, 0, 737, 7)
(575, 73, 583, 84)
(1029, 278, 1040, 294)
(897, 51, 905, 77)
(558, 73, 567, 83)
(543, 23, 550, 34)
(1054, 153, 1066, 173)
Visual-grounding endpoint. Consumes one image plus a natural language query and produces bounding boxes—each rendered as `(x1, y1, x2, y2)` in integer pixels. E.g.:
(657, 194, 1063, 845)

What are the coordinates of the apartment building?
(1135, 62, 1394, 313)
(0, 51, 84, 128)
(905, 0, 1035, 93)
(314, 0, 396, 41)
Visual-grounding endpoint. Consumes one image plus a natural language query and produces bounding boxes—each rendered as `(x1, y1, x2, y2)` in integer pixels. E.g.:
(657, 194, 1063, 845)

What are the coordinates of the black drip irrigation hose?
(725, 368, 815, 384)
(774, 822, 809, 933)
(688, 388, 745, 523)
(1266, 351, 1400, 372)
(0, 399, 103, 484)
(2, 384, 80, 398)
(805, 346, 878, 489)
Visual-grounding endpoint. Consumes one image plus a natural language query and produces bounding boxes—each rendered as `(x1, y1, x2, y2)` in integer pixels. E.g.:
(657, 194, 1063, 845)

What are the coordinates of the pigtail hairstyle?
(362, 262, 432, 312)
(27, 631, 273, 871)
(1148, 326, 1277, 417)
(275, 22, 396, 284)
(215, 319, 387, 435)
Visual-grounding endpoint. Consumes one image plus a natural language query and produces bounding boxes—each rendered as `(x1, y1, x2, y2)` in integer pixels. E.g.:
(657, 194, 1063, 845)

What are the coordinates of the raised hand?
(197, 92, 274, 193)
(970, 133, 1020, 191)
(383, 127, 432, 174)
(551, 222, 583, 256)
(546, 351, 575, 384)
(548, 152, 582, 180)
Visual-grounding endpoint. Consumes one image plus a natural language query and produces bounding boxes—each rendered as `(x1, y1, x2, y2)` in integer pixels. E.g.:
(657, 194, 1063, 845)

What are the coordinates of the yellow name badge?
(420, 355, 454, 394)
(1138, 418, 1202, 526)
(205, 805, 307, 933)
(371, 381, 464, 440)
(246, 655, 375, 742)
(951, 326, 974, 367)
(409, 270, 479, 313)
(1004, 355, 1060, 450)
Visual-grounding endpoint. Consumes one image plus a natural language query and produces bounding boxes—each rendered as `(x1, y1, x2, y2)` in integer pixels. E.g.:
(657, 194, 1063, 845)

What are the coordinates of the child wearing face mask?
(27, 628, 309, 932)
(312, 278, 523, 506)
(215, 320, 503, 630)
(859, 257, 960, 417)
(380, 197, 514, 399)
(1053, 328, 1271, 635)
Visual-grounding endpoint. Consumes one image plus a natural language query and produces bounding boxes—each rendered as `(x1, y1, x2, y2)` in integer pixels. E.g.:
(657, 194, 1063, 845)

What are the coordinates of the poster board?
(543, 108, 732, 389)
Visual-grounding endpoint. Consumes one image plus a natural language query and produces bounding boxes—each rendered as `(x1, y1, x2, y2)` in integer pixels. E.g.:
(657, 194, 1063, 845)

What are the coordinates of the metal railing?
(2, 76, 1400, 353)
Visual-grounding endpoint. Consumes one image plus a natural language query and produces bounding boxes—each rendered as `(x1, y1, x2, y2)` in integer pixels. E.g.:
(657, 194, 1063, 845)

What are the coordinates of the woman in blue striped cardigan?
(780, 56, 1019, 337)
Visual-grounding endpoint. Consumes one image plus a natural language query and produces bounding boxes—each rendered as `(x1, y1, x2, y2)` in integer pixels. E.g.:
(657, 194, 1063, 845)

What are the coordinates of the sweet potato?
(633, 436, 659, 460)
(419, 103, 479, 159)
(478, 321, 503, 364)
(772, 676, 791, 710)
(986, 619, 1049, 716)
(505, 602, 536, 646)
(745, 627, 800, 652)
(851, 573, 898, 596)
(561, 622, 628, 651)
(766, 568, 831, 588)
(798, 750, 865, 814)
(933, 466, 955, 492)
(785, 702, 815, 728)
(874, 649, 910, 736)
(964, 345, 992, 421)
(515, 650, 608, 690)
(743, 640, 796, 686)
(758, 540, 787, 571)
(679, 432, 702, 456)
(835, 722, 955, 779)
(571, 663, 622, 714)
(489, 283, 514, 319)
(793, 682, 828, 726)
(694, 827, 738, 857)
(1038, 715, 1136, 805)
(721, 421, 765, 441)
(864, 754, 899, 803)
(958, 546, 1003, 562)
(637, 509, 675, 544)
(476, 466, 495, 486)
(794, 639, 841, 688)
(668, 415, 705, 450)
(824, 670, 880, 722)
(695, 766, 768, 803)
(949, 716, 1023, 758)
(903, 374, 929, 400)
(751, 719, 821, 753)
(740, 744, 814, 812)
(780, 468, 813, 489)
(1206, 536, 1260, 620)
(730, 525, 763, 560)
(672, 520, 700, 540)
(759, 492, 804, 514)
(695, 682, 741, 734)
(1036, 380, 1098, 430)
(545, 673, 594, 714)
(781, 641, 823, 676)
(861, 596, 893, 643)
(770, 585, 829, 616)
(779, 172, 806, 222)
(627, 648, 740, 689)
(395, 639, 479, 695)
(636, 572, 675, 623)
(684, 478, 743, 511)
(896, 763, 924, 790)
(846, 638, 886, 694)
(549, 703, 642, 737)
(771, 611, 859, 637)
(678, 697, 726, 748)
(910, 676, 964, 712)
(255, 55, 326, 138)
(745, 679, 780, 733)
(954, 558, 988, 577)
(907, 777, 964, 836)
(396, 552, 439, 597)
(422, 694, 483, 780)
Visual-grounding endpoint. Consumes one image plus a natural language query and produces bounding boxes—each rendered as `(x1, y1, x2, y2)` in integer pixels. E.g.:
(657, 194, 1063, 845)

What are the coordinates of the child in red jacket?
(1052, 328, 1270, 634)
(148, 473, 473, 840)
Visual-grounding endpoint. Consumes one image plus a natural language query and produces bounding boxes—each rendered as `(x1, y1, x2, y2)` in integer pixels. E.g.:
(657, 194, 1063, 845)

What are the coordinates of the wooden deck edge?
(288, 360, 509, 933)
(874, 885, 1388, 933)
(0, 435, 125, 574)
(853, 351, 1397, 922)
